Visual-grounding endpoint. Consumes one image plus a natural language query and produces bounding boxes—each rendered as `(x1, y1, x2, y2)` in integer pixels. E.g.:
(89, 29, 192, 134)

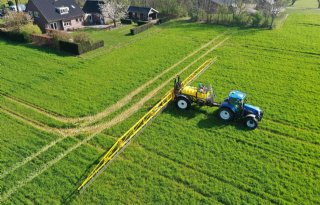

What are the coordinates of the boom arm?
(77, 58, 216, 192)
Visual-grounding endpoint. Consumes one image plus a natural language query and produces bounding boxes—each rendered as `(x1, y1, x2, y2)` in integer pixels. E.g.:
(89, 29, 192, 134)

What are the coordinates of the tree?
(269, 0, 289, 29)
(318, 0, 320, 8)
(100, 0, 129, 27)
(14, 0, 19, 12)
(7, 1, 14, 6)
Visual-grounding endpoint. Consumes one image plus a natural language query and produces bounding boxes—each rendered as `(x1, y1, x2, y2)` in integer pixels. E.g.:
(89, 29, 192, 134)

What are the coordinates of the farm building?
(127, 6, 159, 21)
(26, 0, 85, 32)
(82, 0, 105, 25)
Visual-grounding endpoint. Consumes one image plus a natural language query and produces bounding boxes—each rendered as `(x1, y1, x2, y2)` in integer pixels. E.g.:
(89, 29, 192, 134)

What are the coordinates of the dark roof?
(27, 0, 84, 22)
(83, 0, 104, 14)
(127, 6, 159, 14)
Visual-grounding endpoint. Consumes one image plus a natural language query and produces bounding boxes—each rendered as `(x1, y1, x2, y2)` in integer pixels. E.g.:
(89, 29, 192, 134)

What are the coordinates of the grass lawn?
(0, 1, 320, 204)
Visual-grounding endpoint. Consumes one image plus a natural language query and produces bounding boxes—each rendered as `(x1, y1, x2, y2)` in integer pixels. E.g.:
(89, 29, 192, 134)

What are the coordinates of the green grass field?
(0, 1, 320, 204)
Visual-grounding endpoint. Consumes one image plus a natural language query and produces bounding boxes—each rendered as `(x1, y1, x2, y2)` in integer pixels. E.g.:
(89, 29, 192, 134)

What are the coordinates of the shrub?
(159, 17, 170, 24)
(19, 23, 41, 42)
(234, 14, 250, 27)
(4, 11, 32, 31)
(74, 32, 91, 44)
(130, 22, 153, 35)
(251, 12, 264, 27)
(50, 30, 72, 42)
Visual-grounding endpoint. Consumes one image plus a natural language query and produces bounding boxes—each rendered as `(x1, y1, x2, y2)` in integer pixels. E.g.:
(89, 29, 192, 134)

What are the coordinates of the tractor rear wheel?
(175, 96, 191, 110)
(218, 107, 234, 121)
(244, 117, 258, 130)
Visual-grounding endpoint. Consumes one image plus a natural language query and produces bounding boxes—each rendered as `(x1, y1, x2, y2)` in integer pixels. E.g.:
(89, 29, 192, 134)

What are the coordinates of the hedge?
(0, 29, 26, 42)
(59, 40, 104, 55)
(159, 17, 170, 24)
(130, 22, 154, 35)
(120, 19, 132, 24)
(137, 20, 149, 26)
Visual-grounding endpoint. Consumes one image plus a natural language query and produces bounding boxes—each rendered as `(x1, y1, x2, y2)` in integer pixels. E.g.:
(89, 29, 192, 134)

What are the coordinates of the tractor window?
(228, 98, 238, 105)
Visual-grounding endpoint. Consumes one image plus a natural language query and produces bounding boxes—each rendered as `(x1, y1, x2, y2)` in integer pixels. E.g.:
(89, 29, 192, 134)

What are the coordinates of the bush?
(130, 22, 154, 35)
(74, 32, 91, 44)
(120, 19, 132, 24)
(50, 30, 72, 42)
(4, 11, 32, 31)
(234, 14, 251, 27)
(19, 23, 41, 42)
(159, 17, 170, 24)
(251, 12, 264, 27)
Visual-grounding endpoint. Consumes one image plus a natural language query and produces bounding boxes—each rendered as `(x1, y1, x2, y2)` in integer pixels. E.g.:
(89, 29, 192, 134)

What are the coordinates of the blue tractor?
(218, 90, 263, 129)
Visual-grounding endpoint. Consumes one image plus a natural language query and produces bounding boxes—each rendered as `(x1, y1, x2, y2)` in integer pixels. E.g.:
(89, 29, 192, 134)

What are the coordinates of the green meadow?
(0, 1, 319, 204)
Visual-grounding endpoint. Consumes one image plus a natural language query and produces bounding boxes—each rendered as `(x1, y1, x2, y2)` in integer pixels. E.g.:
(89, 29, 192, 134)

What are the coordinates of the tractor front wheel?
(244, 117, 258, 130)
(218, 107, 234, 121)
(175, 96, 191, 110)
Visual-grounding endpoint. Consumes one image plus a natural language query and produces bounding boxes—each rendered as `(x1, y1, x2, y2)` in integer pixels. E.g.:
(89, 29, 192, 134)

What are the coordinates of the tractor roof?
(229, 90, 246, 100)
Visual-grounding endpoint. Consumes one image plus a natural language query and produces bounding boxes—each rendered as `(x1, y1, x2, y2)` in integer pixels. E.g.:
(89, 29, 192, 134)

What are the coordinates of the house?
(9, 4, 26, 12)
(82, 0, 105, 25)
(127, 6, 159, 21)
(26, 0, 84, 32)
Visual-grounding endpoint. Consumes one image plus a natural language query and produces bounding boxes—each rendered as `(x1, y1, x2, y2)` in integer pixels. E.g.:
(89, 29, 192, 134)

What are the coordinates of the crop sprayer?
(77, 58, 264, 192)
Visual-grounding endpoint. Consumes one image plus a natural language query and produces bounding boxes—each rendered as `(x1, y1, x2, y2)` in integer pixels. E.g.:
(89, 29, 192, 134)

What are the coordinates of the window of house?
(63, 21, 72, 26)
(56, 7, 69, 15)
(28, 11, 33, 17)
(50, 22, 57, 30)
(34, 11, 39, 18)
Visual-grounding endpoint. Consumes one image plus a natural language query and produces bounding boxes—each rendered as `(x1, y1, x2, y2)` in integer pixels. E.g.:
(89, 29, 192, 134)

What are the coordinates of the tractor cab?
(218, 90, 263, 129)
(225, 90, 246, 112)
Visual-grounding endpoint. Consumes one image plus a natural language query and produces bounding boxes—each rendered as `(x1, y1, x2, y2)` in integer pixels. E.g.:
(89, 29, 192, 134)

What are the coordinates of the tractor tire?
(244, 117, 258, 130)
(218, 107, 234, 121)
(175, 96, 191, 110)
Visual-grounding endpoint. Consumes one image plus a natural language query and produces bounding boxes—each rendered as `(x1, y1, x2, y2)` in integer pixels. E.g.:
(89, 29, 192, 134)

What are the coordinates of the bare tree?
(269, 0, 289, 29)
(100, 0, 129, 27)
(14, 0, 19, 12)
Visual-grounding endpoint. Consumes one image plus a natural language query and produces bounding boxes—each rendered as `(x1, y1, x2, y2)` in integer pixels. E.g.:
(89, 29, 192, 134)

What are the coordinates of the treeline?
(129, 0, 291, 28)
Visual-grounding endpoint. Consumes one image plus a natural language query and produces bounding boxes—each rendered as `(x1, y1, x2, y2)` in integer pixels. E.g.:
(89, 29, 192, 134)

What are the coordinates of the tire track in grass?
(0, 106, 66, 136)
(137, 144, 291, 205)
(264, 118, 320, 137)
(0, 34, 231, 137)
(0, 36, 229, 183)
(0, 93, 79, 124)
(0, 31, 230, 128)
(120, 158, 223, 204)
(0, 36, 232, 202)
(259, 126, 320, 147)
(134, 128, 318, 203)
